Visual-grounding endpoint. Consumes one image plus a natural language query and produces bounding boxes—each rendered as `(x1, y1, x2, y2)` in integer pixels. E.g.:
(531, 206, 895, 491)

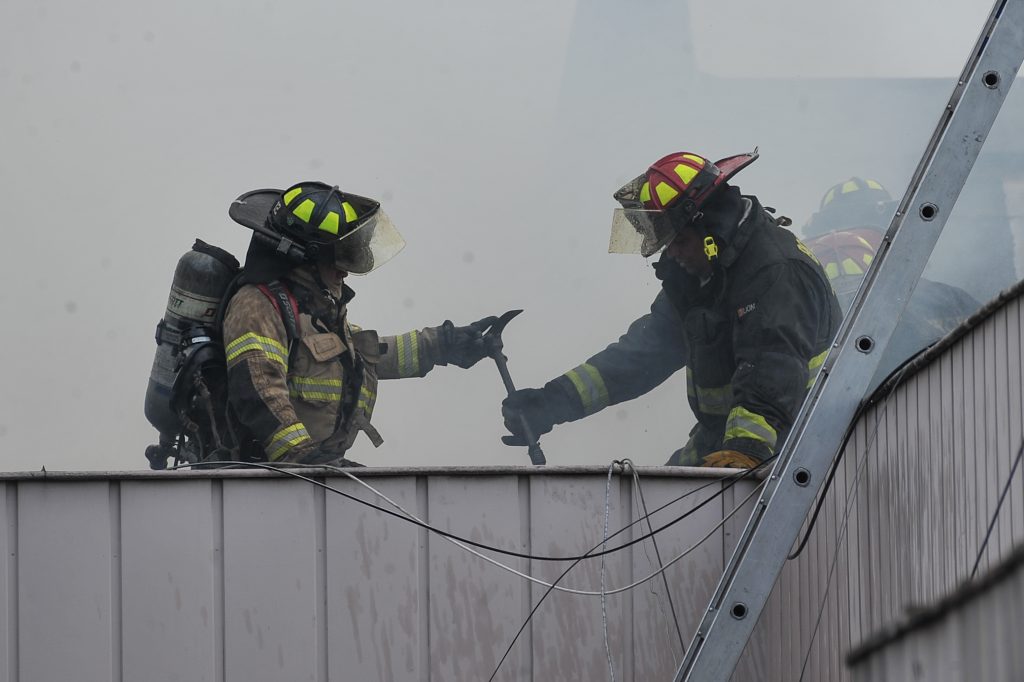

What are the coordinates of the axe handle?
(492, 352, 547, 466)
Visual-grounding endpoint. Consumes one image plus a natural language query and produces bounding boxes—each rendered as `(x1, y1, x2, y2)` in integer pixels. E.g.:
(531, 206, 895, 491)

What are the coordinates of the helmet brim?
(229, 188, 283, 230)
(713, 152, 759, 180)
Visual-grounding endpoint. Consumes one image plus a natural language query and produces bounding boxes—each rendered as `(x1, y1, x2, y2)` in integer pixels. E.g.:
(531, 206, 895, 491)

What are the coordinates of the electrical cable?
(487, 459, 774, 682)
(795, 387, 892, 680)
(788, 351, 923, 561)
(796, 389, 1024, 679)
(171, 459, 759, 564)
(787, 426, 850, 561)
(310, 460, 765, 598)
(970, 437, 1024, 579)
(626, 459, 686, 655)
(796, 408, 880, 682)
(172, 457, 769, 682)
(794, 346, 1019, 677)
(600, 463, 618, 682)
(174, 458, 769, 597)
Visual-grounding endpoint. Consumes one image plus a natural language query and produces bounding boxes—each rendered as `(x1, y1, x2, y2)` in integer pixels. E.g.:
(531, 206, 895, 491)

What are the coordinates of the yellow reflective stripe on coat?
(225, 332, 288, 367)
(686, 369, 732, 416)
(724, 406, 777, 451)
(288, 376, 343, 401)
(564, 363, 609, 416)
(357, 385, 376, 414)
(267, 422, 312, 461)
(806, 349, 829, 388)
(395, 331, 421, 377)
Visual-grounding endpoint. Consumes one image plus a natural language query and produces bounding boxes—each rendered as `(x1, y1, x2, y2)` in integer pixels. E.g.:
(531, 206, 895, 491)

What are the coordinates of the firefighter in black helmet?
(502, 151, 842, 468)
(223, 181, 499, 464)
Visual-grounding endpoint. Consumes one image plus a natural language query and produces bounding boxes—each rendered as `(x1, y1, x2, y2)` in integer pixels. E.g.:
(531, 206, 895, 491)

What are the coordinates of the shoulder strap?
(256, 280, 301, 341)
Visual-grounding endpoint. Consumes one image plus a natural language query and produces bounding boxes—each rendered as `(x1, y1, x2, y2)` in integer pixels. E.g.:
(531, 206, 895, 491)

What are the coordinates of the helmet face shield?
(333, 209, 406, 274)
(609, 208, 680, 257)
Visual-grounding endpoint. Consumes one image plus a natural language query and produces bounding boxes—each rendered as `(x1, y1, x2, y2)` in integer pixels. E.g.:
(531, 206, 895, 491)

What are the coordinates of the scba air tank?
(144, 240, 240, 438)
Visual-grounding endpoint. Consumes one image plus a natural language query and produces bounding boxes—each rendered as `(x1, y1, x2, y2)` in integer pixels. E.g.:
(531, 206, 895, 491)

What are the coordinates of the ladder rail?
(674, 1, 1024, 679)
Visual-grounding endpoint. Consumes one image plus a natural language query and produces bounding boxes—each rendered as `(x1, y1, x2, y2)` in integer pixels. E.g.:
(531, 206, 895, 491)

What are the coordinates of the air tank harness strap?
(154, 319, 183, 347)
(256, 281, 301, 341)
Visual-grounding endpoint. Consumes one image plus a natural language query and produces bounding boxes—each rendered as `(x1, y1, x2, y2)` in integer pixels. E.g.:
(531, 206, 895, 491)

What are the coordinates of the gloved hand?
(439, 315, 500, 369)
(701, 450, 761, 469)
(501, 388, 559, 446)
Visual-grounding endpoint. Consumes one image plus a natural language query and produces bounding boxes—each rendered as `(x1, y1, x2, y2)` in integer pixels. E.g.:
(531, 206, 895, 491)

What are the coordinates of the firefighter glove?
(702, 450, 761, 469)
(439, 316, 500, 369)
(501, 383, 577, 446)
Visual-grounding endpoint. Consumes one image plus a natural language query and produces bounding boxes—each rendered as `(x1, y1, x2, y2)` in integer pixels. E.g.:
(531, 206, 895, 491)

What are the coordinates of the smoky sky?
(0, 0, 1017, 472)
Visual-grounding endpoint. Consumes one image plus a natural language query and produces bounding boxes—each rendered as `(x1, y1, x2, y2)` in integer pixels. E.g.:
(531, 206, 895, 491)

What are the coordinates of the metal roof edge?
(845, 542, 1024, 667)
(870, 276, 1024, 401)
(0, 464, 752, 482)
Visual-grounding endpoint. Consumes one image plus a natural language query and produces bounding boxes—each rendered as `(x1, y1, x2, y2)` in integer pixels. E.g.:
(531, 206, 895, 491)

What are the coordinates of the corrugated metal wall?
(3, 289, 1023, 682)
(0, 469, 754, 682)
(734, 287, 1024, 681)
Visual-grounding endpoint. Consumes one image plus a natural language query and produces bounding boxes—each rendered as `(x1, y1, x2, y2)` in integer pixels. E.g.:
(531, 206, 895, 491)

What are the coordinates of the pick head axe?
(481, 310, 547, 465)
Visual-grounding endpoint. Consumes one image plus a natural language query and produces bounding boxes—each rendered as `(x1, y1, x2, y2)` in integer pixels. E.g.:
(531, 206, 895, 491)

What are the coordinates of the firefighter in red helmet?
(803, 177, 978, 386)
(502, 151, 842, 468)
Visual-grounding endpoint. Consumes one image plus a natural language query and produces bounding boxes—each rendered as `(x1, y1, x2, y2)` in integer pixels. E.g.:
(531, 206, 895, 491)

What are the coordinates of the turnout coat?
(550, 194, 842, 464)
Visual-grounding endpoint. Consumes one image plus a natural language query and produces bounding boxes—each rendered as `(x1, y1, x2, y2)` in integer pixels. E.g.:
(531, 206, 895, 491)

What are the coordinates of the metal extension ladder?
(674, 2, 1024, 679)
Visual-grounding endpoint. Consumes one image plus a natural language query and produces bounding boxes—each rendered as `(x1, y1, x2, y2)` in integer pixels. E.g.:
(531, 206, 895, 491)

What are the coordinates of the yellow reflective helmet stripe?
(283, 187, 303, 206)
(267, 422, 312, 461)
(824, 262, 840, 279)
(856, 236, 874, 249)
(564, 363, 609, 416)
(293, 199, 315, 223)
(866, 179, 884, 190)
(655, 182, 679, 206)
(342, 201, 358, 223)
(724, 406, 777, 451)
(841, 180, 859, 194)
(319, 211, 340, 235)
(681, 153, 706, 167)
(822, 187, 837, 206)
(841, 258, 864, 275)
(673, 163, 699, 186)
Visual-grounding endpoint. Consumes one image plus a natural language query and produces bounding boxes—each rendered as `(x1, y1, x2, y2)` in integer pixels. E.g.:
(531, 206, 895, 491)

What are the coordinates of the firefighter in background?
(224, 182, 497, 464)
(802, 177, 979, 384)
(502, 151, 842, 468)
